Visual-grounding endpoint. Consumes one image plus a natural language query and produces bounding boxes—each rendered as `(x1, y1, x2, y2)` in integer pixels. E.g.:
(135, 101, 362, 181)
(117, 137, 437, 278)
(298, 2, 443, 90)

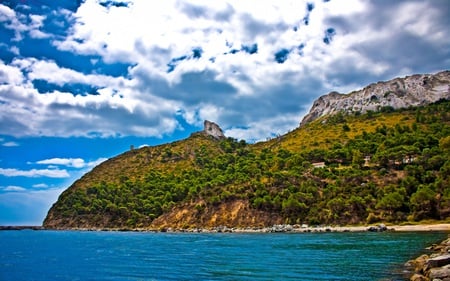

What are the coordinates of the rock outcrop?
(301, 70, 450, 126)
(150, 199, 283, 230)
(406, 236, 450, 281)
(203, 120, 225, 139)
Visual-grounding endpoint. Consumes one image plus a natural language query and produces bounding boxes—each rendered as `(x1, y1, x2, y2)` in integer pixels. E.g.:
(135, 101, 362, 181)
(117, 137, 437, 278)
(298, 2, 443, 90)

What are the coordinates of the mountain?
(44, 71, 450, 230)
(300, 70, 450, 126)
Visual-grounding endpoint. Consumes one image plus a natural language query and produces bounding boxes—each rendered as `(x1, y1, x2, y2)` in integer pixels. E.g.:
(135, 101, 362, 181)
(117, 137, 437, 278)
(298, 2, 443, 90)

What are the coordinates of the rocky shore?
(46, 223, 450, 233)
(158, 224, 388, 233)
(406, 235, 450, 281)
(0, 226, 44, 231)
(157, 223, 450, 233)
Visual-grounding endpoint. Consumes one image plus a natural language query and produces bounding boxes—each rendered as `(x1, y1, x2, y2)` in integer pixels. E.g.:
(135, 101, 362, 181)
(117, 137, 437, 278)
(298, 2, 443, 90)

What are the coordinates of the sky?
(0, 0, 449, 226)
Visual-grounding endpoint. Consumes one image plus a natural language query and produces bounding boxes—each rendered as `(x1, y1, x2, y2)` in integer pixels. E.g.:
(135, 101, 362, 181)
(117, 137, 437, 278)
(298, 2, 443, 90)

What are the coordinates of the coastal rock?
(410, 273, 427, 281)
(429, 264, 450, 280)
(408, 236, 450, 281)
(300, 70, 450, 126)
(203, 120, 225, 139)
(442, 237, 450, 246)
(367, 223, 388, 232)
(412, 254, 430, 274)
(428, 254, 450, 268)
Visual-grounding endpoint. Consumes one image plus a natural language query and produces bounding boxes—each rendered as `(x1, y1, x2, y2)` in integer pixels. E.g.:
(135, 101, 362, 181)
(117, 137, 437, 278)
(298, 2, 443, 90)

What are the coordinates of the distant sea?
(0, 230, 446, 281)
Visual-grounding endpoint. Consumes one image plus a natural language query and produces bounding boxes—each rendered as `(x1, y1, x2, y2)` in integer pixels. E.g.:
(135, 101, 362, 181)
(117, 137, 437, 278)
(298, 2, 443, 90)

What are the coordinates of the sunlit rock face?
(203, 120, 225, 139)
(301, 70, 450, 126)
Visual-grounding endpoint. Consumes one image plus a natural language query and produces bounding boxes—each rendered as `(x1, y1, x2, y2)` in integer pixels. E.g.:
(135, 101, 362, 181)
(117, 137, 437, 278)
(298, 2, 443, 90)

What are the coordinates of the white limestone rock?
(300, 70, 450, 126)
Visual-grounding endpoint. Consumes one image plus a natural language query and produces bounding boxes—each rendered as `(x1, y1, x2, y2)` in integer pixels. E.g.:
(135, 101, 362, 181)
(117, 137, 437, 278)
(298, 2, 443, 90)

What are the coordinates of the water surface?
(0, 230, 446, 280)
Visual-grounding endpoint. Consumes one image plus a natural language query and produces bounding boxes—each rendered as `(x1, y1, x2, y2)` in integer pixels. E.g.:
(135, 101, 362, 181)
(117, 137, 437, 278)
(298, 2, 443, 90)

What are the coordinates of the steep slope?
(44, 74, 450, 230)
(44, 121, 230, 228)
(300, 70, 450, 126)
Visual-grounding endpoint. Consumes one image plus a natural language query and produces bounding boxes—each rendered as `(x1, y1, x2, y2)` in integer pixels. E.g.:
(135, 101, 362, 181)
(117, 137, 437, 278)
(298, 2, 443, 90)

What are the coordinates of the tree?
(410, 186, 437, 220)
(351, 149, 364, 167)
(440, 136, 450, 153)
(342, 123, 351, 132)
(376, 191, 404, 218)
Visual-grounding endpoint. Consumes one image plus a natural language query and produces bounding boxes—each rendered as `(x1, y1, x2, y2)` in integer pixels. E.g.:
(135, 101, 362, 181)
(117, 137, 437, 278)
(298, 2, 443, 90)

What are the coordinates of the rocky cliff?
(150, 200, 282, 230)
(300, 70, 450, 126)
(203, 120, 225, 139)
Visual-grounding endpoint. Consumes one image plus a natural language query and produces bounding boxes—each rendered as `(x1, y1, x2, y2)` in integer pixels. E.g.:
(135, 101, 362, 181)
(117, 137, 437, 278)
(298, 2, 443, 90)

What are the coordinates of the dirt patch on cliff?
(150, 199, 283, 230)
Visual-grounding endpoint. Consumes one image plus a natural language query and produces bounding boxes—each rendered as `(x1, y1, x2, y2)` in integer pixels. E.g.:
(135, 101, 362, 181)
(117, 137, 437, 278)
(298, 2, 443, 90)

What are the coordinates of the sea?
(0, 230, 447, 281)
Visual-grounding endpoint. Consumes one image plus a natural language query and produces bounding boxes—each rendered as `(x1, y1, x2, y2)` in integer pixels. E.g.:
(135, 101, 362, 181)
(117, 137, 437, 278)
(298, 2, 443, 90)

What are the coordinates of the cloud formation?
(0, 185, 26, 192)
(36, 157, 107, 169)
(0, 0, 449, 141)
(0, 168, 70, 178)
(0, 137, 19, 147)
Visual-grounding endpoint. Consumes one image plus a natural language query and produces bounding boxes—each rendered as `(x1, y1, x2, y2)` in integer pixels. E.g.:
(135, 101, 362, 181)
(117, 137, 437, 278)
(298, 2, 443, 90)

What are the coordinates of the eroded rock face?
(301, 70, 450, 126)
(204, 120, 225, 139)
(150, 199, 283, 230)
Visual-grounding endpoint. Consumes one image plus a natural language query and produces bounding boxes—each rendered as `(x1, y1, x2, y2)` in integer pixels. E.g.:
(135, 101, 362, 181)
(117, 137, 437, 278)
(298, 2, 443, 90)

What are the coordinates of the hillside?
(44, 73, 450, 230)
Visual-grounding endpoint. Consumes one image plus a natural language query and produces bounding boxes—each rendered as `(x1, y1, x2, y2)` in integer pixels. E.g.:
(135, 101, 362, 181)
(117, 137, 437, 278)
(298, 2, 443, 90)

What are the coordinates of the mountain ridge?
(43, 71, 450, 230)
(300, 70, 450, 126)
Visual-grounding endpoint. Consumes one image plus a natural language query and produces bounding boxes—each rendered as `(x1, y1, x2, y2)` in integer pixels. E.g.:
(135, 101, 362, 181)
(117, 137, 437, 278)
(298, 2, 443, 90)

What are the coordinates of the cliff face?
(150, 200, 283, 230)
(300, 70, 450, 126)
(203, 120, 225, 139)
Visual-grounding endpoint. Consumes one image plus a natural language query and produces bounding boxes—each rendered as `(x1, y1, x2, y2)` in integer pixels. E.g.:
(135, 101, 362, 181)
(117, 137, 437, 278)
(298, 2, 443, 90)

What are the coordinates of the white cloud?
(1, 185, 26, 192)
(0, 59, 25, 85)
(0, 4, 52, 41)
(0, 0, 449, 141)
(2, 141, 19, 147)
(0, 137, 19, 147)
(36, 157, 108, 169)
(36, 158, 86, 168)
(394, 2, 447, 45)
(32, 183, 49, 189)
(23, 58, 120, 87)
(9, 46, 19, 55)
(0, 4, 26, 40)
(0, 168, 70, 178)
(0, 56, 182, 137)
(28, 14, 51, 39)
(0, 4, 15, 21)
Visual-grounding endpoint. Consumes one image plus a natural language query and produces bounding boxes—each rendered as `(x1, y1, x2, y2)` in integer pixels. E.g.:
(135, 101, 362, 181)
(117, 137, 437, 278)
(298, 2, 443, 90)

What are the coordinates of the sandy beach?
(384, 224, 450, 232)
(223, 223, 450, 233)
(311, 223, 450, 233)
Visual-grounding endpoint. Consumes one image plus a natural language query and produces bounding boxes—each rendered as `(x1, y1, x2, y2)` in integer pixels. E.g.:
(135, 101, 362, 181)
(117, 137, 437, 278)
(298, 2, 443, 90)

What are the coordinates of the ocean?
(0, 230, 446, 281)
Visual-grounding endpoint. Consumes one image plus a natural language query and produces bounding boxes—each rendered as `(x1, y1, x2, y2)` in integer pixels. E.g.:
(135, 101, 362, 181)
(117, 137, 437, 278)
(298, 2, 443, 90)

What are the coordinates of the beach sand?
(329, 223, 450, 233)
(385, 224, 450, 232)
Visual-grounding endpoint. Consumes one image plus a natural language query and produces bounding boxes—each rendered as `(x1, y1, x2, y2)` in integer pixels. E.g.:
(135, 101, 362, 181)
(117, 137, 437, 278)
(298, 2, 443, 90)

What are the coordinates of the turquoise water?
(0, 230, 446, 281)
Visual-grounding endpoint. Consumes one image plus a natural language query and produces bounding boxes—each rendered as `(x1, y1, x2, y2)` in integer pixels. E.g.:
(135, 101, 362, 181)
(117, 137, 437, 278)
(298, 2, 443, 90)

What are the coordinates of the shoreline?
(159, 223, 450, 233)
(10, 223, 448, 233)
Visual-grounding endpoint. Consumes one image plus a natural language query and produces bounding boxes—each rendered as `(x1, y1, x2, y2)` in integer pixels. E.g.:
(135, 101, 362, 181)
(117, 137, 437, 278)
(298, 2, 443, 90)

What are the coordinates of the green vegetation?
(45, 101, 450, 228)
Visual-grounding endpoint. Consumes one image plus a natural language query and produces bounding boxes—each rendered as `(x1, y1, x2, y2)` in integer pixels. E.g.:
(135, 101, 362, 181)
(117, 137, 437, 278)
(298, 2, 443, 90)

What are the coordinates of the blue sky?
(0, 0, 449, 225)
